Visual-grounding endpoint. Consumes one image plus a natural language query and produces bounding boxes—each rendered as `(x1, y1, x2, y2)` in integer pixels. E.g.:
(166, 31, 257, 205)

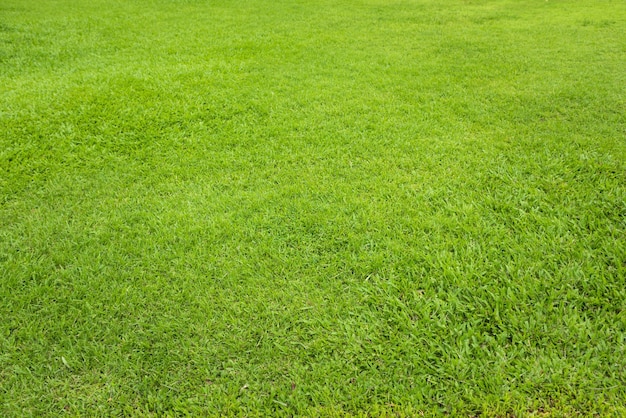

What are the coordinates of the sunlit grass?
(1, 0, 625, 415)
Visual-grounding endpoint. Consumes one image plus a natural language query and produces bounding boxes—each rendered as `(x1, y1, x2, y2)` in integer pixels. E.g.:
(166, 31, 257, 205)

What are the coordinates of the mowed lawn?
(1, 0, 625, 415)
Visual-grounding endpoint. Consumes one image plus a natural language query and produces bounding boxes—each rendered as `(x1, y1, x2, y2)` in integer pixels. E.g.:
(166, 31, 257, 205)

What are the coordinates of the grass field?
(1, 0, 625, 415)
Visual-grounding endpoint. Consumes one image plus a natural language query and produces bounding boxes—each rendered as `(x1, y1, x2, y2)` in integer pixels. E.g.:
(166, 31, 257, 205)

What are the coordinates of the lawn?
(1, 0, 625, 415)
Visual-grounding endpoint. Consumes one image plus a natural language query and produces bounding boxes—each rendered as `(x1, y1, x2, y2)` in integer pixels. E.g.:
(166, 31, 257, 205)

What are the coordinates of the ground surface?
(1, 0, 625, 415)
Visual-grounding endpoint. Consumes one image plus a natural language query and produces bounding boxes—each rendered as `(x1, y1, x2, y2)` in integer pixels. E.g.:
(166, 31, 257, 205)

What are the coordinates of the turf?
(1, 0, 625, 415)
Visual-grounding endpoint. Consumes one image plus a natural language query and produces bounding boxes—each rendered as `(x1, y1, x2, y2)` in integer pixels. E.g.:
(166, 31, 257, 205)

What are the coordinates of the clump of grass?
(1, 0, 625, 415)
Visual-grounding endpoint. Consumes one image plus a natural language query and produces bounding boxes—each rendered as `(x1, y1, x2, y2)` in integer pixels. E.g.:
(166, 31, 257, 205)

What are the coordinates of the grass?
(1, 0, 625, 415)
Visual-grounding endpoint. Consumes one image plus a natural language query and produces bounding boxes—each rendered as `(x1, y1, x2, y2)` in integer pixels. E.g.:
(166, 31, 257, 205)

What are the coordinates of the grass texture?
(1, 0, 625, 415)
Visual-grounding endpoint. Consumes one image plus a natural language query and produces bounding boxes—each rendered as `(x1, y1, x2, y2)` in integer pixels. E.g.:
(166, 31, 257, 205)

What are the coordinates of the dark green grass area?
(1, 0, 625, 415)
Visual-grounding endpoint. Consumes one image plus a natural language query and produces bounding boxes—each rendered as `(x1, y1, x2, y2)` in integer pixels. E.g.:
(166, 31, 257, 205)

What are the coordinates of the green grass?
(1, 0, 625, 415)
